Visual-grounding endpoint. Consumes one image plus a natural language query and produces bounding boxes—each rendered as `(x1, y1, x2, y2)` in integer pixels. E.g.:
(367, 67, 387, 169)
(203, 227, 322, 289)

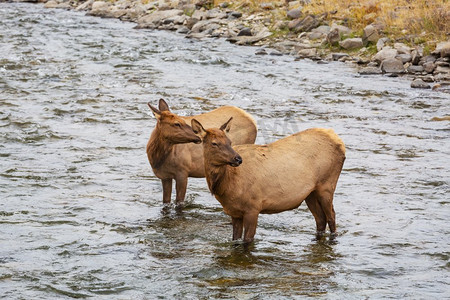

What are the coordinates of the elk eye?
(174, 123, 181, 127)
(211, 142, 218, 147)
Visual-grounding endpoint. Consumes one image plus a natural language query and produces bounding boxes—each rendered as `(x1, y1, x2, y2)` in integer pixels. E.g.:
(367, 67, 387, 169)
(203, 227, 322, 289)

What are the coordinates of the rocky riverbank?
(12, 0, 450, 91)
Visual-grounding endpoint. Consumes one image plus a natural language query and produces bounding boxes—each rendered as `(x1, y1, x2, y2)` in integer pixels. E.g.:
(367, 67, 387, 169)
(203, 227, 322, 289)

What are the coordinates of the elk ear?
(148, 102, 162, 121)
(220, 117, 233, 132)
(158, 98, 170, 112)
(191, 119, 207, 140)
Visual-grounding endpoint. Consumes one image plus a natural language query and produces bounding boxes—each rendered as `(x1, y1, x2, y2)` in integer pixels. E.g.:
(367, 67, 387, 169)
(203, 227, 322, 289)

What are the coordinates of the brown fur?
(192, 120, 345, 243)
(146, 99, 257, 205)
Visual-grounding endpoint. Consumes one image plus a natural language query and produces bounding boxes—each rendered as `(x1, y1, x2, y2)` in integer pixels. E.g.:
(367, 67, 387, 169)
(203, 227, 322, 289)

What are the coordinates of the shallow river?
(1, 3, 449, 299)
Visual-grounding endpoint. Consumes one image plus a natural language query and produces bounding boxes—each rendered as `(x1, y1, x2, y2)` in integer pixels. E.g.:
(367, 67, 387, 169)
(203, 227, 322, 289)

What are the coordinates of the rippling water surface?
(1, 3, 449, 299)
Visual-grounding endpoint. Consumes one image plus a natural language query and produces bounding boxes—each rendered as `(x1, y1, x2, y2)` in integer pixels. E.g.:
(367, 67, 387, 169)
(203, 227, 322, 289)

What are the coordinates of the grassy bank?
(214, 0, 449, 49)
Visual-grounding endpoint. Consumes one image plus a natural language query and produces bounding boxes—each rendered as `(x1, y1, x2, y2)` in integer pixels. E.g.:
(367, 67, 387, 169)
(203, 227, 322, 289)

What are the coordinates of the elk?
(146, 99, 257, 205)
(191, 118, 345, 243)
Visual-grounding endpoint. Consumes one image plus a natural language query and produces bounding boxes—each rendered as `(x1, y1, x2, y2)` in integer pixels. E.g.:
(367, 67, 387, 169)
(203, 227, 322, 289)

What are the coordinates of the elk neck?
(147, 126, 174, 170)
(204, 159, 236, 197)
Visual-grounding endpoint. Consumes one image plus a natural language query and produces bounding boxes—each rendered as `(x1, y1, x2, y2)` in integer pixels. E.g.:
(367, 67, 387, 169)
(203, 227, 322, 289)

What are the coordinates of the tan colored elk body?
(192, 118, 346, 243)
(146, 99, 257, 205)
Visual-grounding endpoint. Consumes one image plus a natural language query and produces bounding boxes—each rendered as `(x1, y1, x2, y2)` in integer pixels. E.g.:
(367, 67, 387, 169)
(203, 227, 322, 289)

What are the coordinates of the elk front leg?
(232, 217, 243, 240)
(243, 211, 259, 243)
(162, 179, 172, 204)
(175, 174, 188, 205)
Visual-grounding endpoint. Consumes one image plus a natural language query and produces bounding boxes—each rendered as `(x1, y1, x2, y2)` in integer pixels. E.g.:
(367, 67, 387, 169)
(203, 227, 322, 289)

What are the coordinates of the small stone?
(297, 48, 317, 58)
(380, 58, 405, 73)
(269, 50, 283, 56)
(411, 79, 430, 89)
(237, 27, 252, 36)
(332, 53, 349, 61)
(326, 28, 340, 46)
(219, 2, 229, 8)
(176, 26, 190, 34)
(228, 11, 242, 19)
(287, 8, 302, 20)
(358, 67, 382, 75)
(376, 37, 389, 51)
(260, 2, 275, 10)
(411, 49, 422, 65)
(339, 38, 363, 50)
(255, 48, 268, 55)
(423, 61, 436, 73)
(330, 23, 351, 35)
(407, 65, 424, 74)
(44, 0, 59, 8)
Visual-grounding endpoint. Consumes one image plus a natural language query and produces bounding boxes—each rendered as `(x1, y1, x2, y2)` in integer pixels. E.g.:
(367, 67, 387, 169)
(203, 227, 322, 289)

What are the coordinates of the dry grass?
(214, 0, 449, 45)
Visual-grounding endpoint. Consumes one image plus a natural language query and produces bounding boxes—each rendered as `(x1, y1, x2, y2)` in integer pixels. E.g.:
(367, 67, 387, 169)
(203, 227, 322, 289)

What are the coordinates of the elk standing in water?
(146, 99, 257, 206)
(191, 118, 345, 243)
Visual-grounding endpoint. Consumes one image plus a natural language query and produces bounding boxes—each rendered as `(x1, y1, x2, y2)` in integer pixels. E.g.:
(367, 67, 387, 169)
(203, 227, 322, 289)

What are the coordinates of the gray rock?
(326, 28, 340, 46)
(206, 8, 227, 19)
(137, 9, 184, 28)
(237, 27, 252, 36)
(394, 42, 411, 54)
(411, 79, 430, 89)
(330, 23, 351, 35)
(358, 67, 382, 75)
(269, 50, 283, 56)
(407, 65, 424, 74)
(255, 48, 268, 55)
(432, 41, 450, 58)
(307, 31, 325, 40)
(76, 0, 94, 11)
(176, 26, 190, 34)
(423, 61, 436, 73)
(380, 58, 405, 73)
(191, 19, 219, 33)
(228, 11, 242, 19)
(260, 2, 275, 10)
(339, 38, 363, 50)
(373, 47, 398, 63)
(287, 8, 302, 20)
(332, 53, 349, 61)
(297, 48, 317, 58)
(396, 53, 412, 64)
(312, 25, 331, 34)
(288, 15, 320, 33)
(362, 24, 379, 45)
(219, 2, 229, 8)
(420, 75, 435, 82)
(376, 37, 389, 51)
(434, 66, 450, 74)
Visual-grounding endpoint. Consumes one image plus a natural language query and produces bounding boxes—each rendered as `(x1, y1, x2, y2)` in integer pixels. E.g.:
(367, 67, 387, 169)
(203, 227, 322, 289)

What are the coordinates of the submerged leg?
(243, 211, 259, 243)
(232, 217, 243, 240)
(175, 175, 188, 205)
(317, 188, 336, 233)
(305, 191, 327, 233)
(162, 179, 172, 204)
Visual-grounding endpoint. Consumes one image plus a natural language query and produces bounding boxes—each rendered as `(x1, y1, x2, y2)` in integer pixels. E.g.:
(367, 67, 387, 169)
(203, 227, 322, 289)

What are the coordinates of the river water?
(1, 3, 449, 299)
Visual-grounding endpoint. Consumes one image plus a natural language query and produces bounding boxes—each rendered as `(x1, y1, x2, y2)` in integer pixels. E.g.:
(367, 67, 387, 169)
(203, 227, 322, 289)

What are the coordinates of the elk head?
(191, 117, 242, 167)
(148, 99, 201, 144)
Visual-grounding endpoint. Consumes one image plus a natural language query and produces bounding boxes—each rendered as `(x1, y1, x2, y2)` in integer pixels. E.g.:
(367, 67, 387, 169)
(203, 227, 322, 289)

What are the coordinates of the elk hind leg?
(305, 191, 327, 234)
(317, 188, 336, 233)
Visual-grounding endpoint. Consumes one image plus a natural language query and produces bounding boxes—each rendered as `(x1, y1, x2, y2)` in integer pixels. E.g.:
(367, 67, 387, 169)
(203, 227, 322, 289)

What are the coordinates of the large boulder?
(339, 38, 363, 50)
(373, 47, 398, 63)
(288, 15, 320, 33)
(411, 79, 430, 89)
(433, 41, 450, 58)
(362, 24, 379, 45)
(380, 58, 405, 73)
